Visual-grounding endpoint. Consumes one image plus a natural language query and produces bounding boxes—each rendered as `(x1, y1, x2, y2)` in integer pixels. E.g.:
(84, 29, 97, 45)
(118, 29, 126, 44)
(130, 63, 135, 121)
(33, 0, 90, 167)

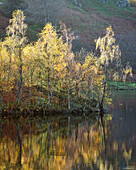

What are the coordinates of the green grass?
(0, 0, 5, 3)
(108, 81, 136, 90)
(0, 32, 6, 39)
(27, 24, 44, 42)
(0, 0, 5, 8)
(69, 0, 136, 19)
(0, 24, 41, 42)
(65, 0, 136, 46)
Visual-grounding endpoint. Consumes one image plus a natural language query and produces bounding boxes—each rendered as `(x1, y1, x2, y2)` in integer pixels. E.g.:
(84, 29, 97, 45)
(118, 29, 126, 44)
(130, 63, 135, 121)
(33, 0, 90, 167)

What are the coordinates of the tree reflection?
(0, 115, 135, 170)
(16, 123, 22, 165)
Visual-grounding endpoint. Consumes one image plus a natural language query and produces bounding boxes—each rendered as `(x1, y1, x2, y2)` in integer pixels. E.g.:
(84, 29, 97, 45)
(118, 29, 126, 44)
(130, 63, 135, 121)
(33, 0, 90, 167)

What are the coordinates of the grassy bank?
(108, 81, 136, 90)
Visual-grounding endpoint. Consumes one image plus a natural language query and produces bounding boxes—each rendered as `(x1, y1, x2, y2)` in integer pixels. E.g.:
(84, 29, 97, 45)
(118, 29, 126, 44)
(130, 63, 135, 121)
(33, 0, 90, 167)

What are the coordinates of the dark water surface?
(0, 91, 136, 170)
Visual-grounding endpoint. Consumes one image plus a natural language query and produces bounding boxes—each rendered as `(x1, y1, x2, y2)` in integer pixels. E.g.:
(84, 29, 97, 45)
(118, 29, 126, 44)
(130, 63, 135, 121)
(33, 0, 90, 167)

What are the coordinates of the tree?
(95, 25, 121, 109)
(59, 22, 75, 109)
(35, 23, 67, 105)
(4, 10, 28, 103)
(82, 52, 102, 103)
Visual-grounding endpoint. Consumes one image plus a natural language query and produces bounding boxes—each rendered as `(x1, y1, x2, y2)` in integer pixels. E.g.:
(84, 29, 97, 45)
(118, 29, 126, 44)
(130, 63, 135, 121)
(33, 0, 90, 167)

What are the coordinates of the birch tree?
(95, 25, 121, 109)
(4, 10, 28, 103)
(59, 22, 75, 109)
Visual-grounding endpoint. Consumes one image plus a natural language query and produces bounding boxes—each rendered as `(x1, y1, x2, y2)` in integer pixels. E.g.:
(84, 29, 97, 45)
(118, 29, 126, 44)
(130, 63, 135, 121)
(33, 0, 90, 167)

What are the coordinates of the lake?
(0, 90, 136, 169)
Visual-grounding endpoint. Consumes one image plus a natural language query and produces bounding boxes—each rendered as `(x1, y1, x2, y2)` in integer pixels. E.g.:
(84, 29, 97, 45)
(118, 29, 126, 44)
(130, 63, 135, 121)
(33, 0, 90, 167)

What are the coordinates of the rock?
(72, 0, 78, 6)
(116, 0, 130, 7)
(79, 3, 82, 8)
(72, 0, 82, 8)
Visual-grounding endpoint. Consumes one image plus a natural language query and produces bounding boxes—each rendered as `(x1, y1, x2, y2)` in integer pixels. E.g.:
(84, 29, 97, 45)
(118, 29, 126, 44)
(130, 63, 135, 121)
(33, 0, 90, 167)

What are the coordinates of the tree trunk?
(96, 62, 107, 111)
(17, 123, 22, 165)
(0, 89, 3, 112)
(68, 80, 70, 109)
(41, 78, 44, 108)
(17, 47, 23, 103)
(95, 80, 106, 110)
(47, 67, 51, 104)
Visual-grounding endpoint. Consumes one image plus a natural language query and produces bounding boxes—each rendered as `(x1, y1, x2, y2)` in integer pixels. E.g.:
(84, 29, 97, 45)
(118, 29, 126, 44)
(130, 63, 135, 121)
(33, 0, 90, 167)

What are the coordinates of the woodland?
(0, 10, 132, 116)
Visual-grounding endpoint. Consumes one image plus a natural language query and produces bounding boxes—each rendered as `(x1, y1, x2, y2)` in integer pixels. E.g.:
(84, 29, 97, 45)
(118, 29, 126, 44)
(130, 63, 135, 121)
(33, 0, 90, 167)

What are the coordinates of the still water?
(0, 91, 136, 170)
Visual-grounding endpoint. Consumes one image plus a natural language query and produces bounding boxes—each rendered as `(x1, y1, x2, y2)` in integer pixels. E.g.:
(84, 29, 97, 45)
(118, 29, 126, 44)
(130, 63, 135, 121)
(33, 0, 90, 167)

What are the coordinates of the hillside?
(0, 0, 136, 68)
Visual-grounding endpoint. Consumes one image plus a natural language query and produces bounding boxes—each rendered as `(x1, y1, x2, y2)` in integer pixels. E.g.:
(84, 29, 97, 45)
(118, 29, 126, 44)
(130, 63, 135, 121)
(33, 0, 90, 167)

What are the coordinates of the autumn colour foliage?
(0, 10, 132, 114)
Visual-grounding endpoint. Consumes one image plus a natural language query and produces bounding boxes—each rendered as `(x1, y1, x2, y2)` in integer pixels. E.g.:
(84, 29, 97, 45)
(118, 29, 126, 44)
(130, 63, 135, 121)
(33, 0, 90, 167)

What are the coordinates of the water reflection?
(0, 91, 136, 170)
